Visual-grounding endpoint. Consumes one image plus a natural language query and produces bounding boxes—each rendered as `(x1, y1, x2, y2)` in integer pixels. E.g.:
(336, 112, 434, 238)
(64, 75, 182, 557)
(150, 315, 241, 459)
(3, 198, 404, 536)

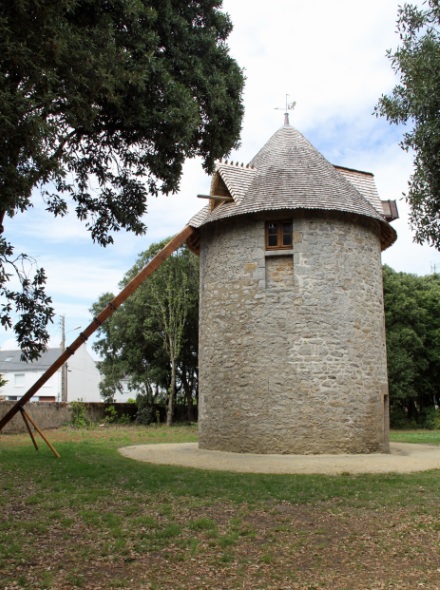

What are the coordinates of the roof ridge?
(218, 160, 255, 170)
(334, 164, 374, 177)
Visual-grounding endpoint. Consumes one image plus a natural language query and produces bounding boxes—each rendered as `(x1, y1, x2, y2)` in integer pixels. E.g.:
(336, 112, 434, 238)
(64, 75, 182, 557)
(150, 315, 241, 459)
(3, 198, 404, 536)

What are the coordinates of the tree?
(375, 1, 440, 248)
(91, 240, 199, 425)
(0, 247, 54, 360)
(383, 265, 440, 426)
(144, 246, 197, 426)
(0, 0, 244, 360)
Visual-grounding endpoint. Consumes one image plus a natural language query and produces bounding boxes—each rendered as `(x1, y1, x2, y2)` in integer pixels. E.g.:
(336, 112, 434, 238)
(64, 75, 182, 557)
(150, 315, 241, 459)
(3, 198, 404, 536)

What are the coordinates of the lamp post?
(60, 316, 81, 403)
(60, 316, 68, 402)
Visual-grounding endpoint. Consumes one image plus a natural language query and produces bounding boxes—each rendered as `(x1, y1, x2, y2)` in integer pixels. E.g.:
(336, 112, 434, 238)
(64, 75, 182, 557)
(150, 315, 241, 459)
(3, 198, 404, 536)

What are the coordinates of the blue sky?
(2, 0, 440, 355)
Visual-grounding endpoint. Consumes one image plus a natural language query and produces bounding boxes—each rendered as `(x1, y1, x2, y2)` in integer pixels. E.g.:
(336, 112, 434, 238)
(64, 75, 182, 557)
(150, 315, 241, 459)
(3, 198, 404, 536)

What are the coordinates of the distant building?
(108, 377, 143, 403)
(0, 347, 101, 403)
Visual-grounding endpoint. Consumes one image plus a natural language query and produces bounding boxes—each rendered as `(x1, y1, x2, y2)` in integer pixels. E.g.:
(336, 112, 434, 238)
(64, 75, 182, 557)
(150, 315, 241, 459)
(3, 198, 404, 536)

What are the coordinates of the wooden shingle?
(189, 123, 397, 250)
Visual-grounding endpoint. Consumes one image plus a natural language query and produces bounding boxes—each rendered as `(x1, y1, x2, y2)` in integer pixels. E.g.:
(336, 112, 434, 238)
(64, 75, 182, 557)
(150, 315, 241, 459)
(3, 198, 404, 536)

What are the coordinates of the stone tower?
(187, 120, 398, 454)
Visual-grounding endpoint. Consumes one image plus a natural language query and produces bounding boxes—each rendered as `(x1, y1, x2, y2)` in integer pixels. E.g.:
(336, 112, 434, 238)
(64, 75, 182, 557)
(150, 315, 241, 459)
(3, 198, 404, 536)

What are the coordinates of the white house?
(0, 346, 101, 403)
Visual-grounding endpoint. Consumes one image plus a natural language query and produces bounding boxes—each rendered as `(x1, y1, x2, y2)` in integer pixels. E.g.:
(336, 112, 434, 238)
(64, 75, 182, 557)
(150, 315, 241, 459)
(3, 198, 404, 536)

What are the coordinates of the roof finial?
(275, 94, 296, 126)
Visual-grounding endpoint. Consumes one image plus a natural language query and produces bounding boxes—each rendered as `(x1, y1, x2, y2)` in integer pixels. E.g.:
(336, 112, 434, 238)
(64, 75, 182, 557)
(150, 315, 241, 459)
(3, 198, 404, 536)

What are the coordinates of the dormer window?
(265, 221, 293, 250)
(210, 175, 232, 211)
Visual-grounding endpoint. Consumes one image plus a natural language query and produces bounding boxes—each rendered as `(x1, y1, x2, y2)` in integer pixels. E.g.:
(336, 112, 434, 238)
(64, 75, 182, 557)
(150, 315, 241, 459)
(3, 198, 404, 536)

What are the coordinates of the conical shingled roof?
(189, 123, 397, 251)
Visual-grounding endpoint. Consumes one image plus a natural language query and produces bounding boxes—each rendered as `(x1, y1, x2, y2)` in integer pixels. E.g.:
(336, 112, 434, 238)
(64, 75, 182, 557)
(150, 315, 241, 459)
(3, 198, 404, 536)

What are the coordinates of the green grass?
(390, 429, 440, 445)
(2, 426, 440, 511)
(1, 425, 440, 589)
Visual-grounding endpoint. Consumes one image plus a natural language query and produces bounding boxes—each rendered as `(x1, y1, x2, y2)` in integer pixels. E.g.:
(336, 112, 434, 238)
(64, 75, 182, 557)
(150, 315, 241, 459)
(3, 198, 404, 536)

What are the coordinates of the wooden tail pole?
(0, 226, 194, 432)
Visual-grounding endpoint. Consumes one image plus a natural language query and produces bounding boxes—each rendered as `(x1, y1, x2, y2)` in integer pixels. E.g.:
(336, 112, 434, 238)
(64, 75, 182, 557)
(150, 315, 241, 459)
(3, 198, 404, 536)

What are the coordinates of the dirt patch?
(119, 442, 440, 474)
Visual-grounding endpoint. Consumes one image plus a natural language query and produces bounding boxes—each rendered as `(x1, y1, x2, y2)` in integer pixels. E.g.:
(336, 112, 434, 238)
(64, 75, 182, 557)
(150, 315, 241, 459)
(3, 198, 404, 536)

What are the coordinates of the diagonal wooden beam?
(0, 225, 194, 432)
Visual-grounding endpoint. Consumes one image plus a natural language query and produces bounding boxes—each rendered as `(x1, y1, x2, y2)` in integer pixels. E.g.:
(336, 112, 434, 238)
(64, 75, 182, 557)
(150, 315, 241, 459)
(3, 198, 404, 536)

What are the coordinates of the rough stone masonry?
(197, 213, 389, 454)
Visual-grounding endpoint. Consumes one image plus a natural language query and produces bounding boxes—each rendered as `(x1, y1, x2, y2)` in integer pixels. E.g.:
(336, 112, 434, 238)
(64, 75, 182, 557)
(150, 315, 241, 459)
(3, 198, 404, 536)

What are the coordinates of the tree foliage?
(91, 240, 199, 424)
(383, 265, 440, 426)
(0, 0, 244, 359)
(375, 1, 440, 248)
(0, 242, 54, 361)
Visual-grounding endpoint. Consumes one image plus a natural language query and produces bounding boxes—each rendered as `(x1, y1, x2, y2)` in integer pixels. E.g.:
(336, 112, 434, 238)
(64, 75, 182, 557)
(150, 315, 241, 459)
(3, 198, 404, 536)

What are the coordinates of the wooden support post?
(19, 406, 39, 452)
(19, 407, 60, 459)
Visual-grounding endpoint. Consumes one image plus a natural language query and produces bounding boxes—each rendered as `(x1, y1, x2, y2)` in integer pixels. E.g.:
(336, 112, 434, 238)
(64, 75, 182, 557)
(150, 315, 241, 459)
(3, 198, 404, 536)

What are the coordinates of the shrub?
(104, 404, 133, 425)
(420, 408, 440, 430)
(389, 405, 418, 429)
(104, 405, 118, 424)
(135, 395, 156, 425)
(70, 401, 90, 428)
(118, 413, 132, 425)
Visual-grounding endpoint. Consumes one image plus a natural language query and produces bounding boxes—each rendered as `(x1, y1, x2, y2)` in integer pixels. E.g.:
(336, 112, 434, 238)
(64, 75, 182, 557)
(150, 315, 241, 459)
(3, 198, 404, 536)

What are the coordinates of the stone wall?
(0, 401, 73, 434)
(0, 402, 194, 434)
(0, 402, 137, 434)
(198, 211, 390, 454)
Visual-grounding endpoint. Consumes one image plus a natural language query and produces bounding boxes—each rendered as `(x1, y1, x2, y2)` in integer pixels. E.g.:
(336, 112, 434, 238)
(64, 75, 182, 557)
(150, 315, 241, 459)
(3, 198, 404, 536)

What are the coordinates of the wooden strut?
(0, 226, 194, 436)
(19, 406, 39, 451)
(19, 406, 61, 459)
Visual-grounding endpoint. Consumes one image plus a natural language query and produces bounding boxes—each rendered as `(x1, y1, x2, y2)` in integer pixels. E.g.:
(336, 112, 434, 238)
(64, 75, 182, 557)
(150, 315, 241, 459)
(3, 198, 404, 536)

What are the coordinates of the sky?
(2, 0, 440, 355)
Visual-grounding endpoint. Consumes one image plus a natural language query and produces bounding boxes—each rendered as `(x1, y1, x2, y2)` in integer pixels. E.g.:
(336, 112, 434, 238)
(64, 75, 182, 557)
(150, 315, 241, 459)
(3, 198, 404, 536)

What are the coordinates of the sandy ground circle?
(118, 442, 440, 475)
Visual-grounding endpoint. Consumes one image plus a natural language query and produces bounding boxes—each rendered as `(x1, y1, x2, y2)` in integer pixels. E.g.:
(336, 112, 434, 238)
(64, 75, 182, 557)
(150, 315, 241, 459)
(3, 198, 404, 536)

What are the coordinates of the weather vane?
(275, 94, 296, 125)
(274, 94, 296, 113)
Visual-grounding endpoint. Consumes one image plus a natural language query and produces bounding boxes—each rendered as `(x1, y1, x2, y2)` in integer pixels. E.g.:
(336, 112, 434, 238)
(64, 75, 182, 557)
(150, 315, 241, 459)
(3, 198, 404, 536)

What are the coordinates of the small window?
(265, 221, 293, 250)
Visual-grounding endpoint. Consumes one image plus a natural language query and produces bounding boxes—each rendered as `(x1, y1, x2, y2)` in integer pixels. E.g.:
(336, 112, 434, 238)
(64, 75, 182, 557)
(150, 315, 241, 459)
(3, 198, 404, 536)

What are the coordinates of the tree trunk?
(167, 356, 176, 427)
(186, 395, 195, 423)
(181, 371, 196, 422)
(407, 399, 418, 420)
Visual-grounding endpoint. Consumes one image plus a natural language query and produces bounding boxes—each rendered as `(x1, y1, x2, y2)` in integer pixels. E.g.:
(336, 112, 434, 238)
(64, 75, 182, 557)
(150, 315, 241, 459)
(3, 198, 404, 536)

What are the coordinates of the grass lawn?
(1, 425, 440, 590)
(390, 429, 440, 445)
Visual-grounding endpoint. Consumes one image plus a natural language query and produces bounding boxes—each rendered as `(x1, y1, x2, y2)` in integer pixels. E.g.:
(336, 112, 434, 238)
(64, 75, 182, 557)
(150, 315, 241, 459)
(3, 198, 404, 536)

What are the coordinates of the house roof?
(188, 122, 397, 251)
(0, 348, 63, 372)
